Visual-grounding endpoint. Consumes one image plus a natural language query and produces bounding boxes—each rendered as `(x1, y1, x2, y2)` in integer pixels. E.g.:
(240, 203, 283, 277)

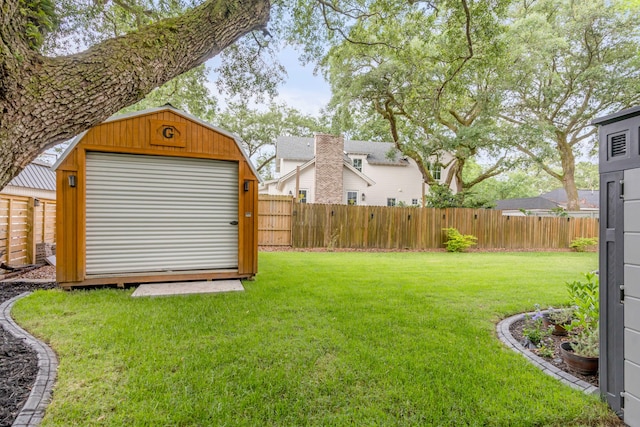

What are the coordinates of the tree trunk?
(0, 0, 270, 189)
(557, 133, 580, 211)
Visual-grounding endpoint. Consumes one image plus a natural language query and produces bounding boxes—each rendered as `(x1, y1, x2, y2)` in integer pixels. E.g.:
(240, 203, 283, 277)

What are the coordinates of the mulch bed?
(0, 280, 57, 427)
(509, 317, 598, 387)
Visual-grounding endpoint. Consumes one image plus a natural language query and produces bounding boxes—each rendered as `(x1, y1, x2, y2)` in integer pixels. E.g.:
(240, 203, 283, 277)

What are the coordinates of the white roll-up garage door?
(85, 152, 238, 275)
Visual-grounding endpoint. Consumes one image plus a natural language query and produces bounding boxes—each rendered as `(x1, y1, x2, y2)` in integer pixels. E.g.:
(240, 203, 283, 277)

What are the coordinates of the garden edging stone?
(0, 292, 57, 427)
(497, 312, 599, 396)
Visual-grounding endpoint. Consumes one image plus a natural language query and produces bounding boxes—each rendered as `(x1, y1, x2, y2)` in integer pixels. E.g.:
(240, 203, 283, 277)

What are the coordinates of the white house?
(259, 134, 457, 206)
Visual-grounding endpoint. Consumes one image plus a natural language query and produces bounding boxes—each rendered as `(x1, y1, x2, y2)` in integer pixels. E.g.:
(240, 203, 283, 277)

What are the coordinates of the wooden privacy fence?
(0, 195, 56, 265)
(257, 197, 599, 250)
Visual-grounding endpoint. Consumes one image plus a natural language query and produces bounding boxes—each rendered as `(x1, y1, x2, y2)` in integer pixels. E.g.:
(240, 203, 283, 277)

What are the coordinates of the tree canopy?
(324, 0, 518, 192)
(499, 0, 640, 209)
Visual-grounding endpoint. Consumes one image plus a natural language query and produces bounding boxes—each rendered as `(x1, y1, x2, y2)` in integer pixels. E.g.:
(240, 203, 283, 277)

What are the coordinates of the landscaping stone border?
(497, 312, 599, 396)
(0, 292, 57, 427)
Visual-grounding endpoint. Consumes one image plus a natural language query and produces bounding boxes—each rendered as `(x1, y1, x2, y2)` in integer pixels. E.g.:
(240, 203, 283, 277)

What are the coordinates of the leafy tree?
(213, 102, 328, 179)
(501, 0, 640, 210)
(324, 0, 518, 192)
(120, 67, 218, 122)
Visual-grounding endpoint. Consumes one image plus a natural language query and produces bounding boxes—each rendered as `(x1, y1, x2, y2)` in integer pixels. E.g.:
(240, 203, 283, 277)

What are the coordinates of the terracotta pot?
(560, 342, 598, 375)
(542, 315, 569, 336)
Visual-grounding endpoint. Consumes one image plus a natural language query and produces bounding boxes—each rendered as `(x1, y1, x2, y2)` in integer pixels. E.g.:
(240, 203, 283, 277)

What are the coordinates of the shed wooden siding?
(56, 109, 258, 287)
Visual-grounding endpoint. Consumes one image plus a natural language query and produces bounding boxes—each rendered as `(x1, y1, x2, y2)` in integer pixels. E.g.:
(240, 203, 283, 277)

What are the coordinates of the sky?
(206, 46, 332, 117)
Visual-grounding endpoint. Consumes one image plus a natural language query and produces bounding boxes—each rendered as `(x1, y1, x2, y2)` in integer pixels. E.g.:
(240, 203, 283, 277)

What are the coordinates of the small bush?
(442, 228, 477, 252)
(570, 237, 598, 252)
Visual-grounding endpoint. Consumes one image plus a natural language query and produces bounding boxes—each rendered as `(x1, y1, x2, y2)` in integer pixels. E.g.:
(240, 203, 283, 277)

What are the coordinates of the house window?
(298, 189, 308, 203)
(353, 158, 363, 172)
(412, 198, 419, 206)
(387, 198, 396, 207)
(347, 191, 358, 205)
(428, 162, 442, 181)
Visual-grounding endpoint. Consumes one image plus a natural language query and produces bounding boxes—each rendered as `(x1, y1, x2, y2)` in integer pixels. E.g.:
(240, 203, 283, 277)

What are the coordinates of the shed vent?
(609, 133, 627, 158)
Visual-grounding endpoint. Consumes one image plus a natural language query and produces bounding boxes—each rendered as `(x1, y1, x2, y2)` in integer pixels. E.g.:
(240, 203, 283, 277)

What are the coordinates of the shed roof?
(52, 105, 262, 181)
(276, 136, 409, 166)
(8, 161, 56, 191)
(592, 105, 640, 126)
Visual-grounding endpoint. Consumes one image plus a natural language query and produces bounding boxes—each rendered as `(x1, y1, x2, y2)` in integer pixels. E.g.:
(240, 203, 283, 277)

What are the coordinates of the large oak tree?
(0, 0, 270, 188)
(501, 0, 640, 210)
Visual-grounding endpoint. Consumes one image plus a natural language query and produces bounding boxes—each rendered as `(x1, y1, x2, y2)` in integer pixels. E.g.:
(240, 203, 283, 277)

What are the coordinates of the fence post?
(5, 198, 12, 264)
(26, 198, 35, 264)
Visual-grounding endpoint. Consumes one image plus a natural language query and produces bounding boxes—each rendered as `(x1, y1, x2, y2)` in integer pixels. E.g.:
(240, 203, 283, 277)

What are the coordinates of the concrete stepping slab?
(131, 280, 244, 297)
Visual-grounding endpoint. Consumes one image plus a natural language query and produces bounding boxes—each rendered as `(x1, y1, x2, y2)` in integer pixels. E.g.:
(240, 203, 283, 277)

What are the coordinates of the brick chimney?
(314, 133, 344, 204)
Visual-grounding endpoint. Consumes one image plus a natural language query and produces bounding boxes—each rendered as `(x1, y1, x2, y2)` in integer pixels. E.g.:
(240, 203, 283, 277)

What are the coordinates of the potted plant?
(560, 329, 599, 375)
(559, 272, 599, 375)
(542, 307, 574, 336)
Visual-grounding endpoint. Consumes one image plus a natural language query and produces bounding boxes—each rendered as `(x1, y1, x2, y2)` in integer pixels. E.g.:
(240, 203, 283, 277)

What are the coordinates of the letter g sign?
(162, 126, 175, 139)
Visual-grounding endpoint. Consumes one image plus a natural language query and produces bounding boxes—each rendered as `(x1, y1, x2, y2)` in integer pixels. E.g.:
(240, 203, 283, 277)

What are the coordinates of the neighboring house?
(1, 161, 56, 200)
(260, 134, 457, 206)
(495, 189, 599, 217)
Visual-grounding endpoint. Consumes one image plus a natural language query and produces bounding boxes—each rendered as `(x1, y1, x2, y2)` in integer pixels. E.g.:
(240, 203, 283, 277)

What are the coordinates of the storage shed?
(593, 106, 640, 426)
(53, 106, 259, 289)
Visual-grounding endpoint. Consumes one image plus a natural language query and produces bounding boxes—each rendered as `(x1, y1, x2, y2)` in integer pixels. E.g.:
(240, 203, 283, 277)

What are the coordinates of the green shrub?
(565, 272, 599, 333)
(570, 237, 598, 252)
(442, 228, 477, 252)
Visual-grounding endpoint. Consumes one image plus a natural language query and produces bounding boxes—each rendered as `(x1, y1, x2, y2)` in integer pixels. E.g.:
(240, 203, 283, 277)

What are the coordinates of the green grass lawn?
(13, 251, 616, 426)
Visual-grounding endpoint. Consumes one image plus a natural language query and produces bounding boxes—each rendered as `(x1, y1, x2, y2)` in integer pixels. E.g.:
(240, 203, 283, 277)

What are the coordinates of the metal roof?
(8, 161, 56, 191)
(276, 136, 409, 166)
(52, 105, 262, 182)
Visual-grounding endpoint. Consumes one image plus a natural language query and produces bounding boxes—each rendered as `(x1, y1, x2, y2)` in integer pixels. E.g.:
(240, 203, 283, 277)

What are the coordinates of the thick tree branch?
(516, 144, 562, 181)
(0, 0, 271, 188)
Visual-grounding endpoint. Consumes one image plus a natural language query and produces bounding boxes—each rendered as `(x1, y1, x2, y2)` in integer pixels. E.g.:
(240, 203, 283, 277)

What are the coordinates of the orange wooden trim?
(238, 162, 245, 274)
(59, 270, 254, 289)
(77, 148, 87, 280)
(79, 144, 244, 162)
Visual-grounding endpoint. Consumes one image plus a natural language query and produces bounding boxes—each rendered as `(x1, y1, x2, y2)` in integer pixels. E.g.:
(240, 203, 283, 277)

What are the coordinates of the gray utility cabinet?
(594, 106, 640, 426)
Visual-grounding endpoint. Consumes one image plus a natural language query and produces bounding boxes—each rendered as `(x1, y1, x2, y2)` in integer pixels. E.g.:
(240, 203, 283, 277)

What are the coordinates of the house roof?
(276, 136, 409, 166)
(495, 188, 600, 211)
(274, 158, 376, 191)
(7, 161, 56, 191)
(541, 189, 599, 209)
(52, 105, 262, 182)
(495, 197, 560, 211)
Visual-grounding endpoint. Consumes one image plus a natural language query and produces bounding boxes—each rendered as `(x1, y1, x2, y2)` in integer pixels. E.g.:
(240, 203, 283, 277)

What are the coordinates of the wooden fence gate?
(258, 195, 293, 246)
